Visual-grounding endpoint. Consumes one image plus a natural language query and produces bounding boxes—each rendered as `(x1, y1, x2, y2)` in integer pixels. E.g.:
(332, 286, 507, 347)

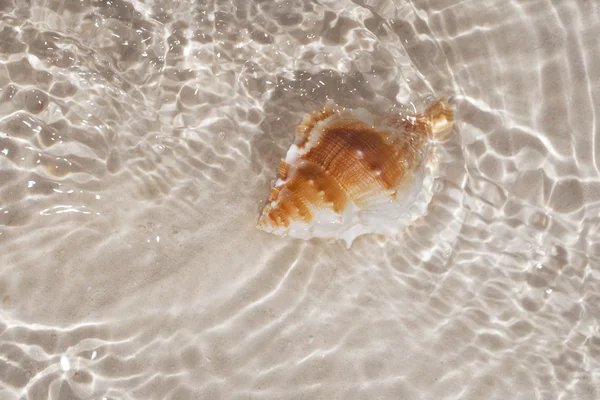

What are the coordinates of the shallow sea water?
(1, 0, 599, 399)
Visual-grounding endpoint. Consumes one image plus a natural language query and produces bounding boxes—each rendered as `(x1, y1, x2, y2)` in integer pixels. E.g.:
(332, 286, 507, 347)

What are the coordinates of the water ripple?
(0, 0, 599, 399)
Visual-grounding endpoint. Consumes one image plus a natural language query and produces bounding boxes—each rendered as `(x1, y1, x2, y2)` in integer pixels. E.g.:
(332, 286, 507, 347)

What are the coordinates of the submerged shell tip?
(425, 98, 455, 140)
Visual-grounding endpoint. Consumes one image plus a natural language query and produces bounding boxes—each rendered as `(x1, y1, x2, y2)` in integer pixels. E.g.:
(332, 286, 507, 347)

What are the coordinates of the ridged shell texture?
(257, 98, 454, 247)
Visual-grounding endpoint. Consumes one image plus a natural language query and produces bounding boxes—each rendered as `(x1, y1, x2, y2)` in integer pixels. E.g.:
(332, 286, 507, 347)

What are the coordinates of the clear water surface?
(0, 0, 599, 399)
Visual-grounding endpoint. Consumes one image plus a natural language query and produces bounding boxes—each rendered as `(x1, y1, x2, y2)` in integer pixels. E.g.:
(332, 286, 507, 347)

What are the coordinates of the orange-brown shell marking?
(263, 161, 347, 227)
(295, 106, 337, 148)
(301, 119, 423, 205)
(277, 161, 290, 180)
(260, 121, 424, 228)
(257, 98, 454, 244)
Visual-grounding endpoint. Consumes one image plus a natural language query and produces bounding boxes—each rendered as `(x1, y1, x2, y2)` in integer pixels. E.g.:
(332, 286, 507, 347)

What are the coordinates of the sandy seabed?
(1, 0, 599, 399)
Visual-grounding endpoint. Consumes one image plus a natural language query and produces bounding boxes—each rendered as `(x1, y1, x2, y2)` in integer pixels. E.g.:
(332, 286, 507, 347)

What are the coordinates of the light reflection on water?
(0, 0, 599, 399)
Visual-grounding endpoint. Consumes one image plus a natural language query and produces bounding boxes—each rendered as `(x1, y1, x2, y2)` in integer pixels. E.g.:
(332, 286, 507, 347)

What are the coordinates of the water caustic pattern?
(0, 0, 598, 399)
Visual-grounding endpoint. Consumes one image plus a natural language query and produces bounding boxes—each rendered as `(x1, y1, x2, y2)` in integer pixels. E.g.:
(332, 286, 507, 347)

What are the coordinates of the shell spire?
(257, 98, 454, 247)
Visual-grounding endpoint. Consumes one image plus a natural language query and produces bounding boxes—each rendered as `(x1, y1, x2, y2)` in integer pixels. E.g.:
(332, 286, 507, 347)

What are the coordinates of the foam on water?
(1, 0, 599, 399)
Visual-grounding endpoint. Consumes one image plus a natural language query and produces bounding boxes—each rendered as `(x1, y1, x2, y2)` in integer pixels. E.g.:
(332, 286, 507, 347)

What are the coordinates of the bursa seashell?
(257, 98, 454, 247)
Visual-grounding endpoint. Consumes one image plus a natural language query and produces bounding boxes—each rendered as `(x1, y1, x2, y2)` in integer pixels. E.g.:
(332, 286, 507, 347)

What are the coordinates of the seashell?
(257, 98, 454, 247)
